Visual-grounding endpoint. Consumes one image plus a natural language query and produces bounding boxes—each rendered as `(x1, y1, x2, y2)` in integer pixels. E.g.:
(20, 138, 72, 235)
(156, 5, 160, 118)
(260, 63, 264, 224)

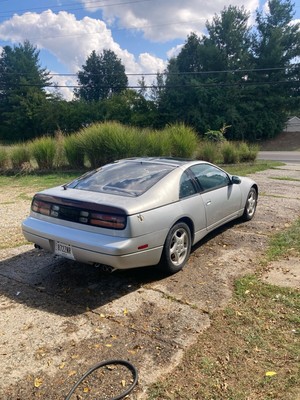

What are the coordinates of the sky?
(0, 0, 299, 100)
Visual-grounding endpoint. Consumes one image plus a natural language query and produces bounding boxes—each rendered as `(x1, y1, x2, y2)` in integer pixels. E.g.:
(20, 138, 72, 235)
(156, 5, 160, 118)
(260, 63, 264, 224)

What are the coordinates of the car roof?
(116, 157, 206, 168)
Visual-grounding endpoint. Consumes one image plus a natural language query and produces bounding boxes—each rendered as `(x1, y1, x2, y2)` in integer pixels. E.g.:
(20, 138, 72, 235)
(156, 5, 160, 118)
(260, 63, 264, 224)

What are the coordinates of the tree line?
(0, 0, 299, 143)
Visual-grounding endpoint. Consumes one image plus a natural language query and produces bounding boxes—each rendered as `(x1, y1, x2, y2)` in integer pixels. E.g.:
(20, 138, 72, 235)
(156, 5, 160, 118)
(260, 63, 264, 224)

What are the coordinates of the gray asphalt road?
(258, 151, 300, 163)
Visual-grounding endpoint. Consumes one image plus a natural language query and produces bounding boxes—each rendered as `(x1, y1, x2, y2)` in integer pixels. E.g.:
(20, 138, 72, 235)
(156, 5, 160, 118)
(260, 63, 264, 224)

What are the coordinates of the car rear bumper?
(22, 217, 163, 269)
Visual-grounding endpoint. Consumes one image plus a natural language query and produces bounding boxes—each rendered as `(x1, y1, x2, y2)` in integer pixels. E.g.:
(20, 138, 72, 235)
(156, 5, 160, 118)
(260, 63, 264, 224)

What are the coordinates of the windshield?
(67, 161, 175, 197)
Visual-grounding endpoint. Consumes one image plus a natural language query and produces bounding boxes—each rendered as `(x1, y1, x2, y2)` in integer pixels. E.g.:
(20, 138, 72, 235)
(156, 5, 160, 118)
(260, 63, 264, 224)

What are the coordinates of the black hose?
(65, 359, 138, 400)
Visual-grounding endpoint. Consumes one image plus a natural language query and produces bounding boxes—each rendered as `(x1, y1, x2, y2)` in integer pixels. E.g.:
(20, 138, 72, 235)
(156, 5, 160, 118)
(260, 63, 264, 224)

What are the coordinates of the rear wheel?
(160, 222, 191, 274)
(242, 187, 257, 221)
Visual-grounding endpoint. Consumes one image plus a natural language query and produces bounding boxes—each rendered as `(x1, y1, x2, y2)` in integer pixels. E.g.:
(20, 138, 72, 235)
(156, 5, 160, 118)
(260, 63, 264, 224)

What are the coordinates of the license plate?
(55, 241, 74, 260)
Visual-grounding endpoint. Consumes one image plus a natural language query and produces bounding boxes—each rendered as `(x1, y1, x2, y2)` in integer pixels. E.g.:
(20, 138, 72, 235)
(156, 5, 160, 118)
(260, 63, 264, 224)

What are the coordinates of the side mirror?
(231, 175, 241, 184)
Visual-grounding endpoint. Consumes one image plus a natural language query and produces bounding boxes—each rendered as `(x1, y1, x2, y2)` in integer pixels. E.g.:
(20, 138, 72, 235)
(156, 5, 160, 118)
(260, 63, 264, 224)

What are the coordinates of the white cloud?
(167, 44, 184, 60)
(81, 0, 260, 41)
(49, 73, 76, 101)
(0, 10, 126, 72)
(0, 10, 166, 98)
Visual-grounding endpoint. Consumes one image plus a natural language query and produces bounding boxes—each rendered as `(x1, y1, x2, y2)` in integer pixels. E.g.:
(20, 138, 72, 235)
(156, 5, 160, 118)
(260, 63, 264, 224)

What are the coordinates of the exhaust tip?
(94, 263, 116, 273)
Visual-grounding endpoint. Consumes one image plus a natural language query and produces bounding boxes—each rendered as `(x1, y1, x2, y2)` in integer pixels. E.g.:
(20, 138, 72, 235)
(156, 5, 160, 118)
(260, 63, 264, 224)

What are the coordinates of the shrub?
(54, 130, 67, 168)
(101, 123, 142, 161)
(163, 123, 199, 158)
(10, 144, 31, 169)
(31, 136, 56, 170)
(197, 141, 221, 163)
(144, 130, 172, 157)
(78, 122, 151, 168)
(0, 147, 9, 169)
(64, 134, 85, 169)
(221, 141, 239, 164)
(204, 124, 230, 143)
(77, 123, 106, 168)
(78, 122, 136, 168)
(246, 143, 259, 162)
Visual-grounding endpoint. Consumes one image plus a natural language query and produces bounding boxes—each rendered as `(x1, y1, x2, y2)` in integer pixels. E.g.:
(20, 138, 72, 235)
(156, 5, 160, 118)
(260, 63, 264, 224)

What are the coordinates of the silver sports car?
(22, 158, 258, 274)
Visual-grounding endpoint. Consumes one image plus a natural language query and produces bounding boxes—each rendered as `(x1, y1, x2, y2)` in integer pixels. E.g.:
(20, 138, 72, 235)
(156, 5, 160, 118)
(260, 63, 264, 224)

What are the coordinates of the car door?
(179, 170, 207, 244)
(189, 164, 242, 231)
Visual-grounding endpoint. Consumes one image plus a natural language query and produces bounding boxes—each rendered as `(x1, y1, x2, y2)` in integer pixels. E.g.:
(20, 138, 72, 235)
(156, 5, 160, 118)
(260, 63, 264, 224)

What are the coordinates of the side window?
(190, 164, 230, 191)
(179, 172, 197, 198)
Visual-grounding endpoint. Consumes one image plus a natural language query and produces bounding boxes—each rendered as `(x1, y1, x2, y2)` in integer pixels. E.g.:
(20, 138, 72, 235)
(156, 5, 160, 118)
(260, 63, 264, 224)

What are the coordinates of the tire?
(242, 187, 257, 221)
(160, 222, 191, 274)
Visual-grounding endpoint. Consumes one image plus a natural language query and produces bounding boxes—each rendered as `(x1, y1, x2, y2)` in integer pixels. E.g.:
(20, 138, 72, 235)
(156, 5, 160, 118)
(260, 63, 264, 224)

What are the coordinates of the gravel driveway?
(0, 164, 299, 399)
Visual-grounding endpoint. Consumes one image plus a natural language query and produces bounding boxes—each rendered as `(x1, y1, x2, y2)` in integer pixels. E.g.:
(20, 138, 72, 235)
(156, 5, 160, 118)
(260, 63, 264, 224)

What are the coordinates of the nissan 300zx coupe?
(22, 157, 258, 274)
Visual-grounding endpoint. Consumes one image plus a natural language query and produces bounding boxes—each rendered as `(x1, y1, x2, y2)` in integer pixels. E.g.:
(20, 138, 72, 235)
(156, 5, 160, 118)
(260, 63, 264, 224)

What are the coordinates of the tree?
(75, 49, 128, 101)
(244, 0, 300, 139)
(0, 41, 52, 141)
(159, 2, 299, 141)
(205, 5, 252, 70)
(102, 89, 157, 127)
(159, 7, 253, 136)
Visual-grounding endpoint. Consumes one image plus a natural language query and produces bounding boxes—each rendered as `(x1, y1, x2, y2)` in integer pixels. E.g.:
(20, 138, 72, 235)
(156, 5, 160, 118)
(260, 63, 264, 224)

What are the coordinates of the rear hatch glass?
(67, 161, 175, 197)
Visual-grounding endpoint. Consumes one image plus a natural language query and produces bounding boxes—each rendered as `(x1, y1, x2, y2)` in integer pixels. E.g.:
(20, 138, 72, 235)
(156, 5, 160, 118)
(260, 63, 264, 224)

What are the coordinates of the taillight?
(31, 199, 51, 216)
(31, 195, 126, 230)
(90, 212, 126, 229)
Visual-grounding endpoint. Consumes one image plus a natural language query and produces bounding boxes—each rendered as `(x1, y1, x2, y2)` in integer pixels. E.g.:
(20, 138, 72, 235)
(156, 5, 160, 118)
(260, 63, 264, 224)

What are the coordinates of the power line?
(0, 0, 155, 18)
(1, 65, 299, 78)
(0, 80, 299, 89)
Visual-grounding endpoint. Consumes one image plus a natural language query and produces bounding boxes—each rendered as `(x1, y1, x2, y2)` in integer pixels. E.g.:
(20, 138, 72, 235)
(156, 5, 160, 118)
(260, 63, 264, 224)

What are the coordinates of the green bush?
(163, 123, 198, 158)
(78, 122, 152, 168)
(31, 136, 56, 170)
(197, 141, 221, 163)
(101, 123, 142, 161)
(221, 141, 239, 164)
(77, 123, 106, 168)
(246, 143, 259, 162)
(54, 130, 68, 168)
(144, 130, 172, 157)
(0, 147, 8, 169)
(10, 144, 31, 169)
(64, 134, 85, 169)
(204, 124, 229, 143)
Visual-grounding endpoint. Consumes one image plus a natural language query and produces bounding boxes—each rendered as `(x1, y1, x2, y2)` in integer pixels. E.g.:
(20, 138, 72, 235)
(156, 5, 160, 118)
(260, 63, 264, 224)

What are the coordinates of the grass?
(266, 218, 300, 262)
(222, 160, 284, 176)
(0, 172, 81, 191)
(147, 219, 300, 400)
(147, 275, 300, 400)
(269, 176, 300, 182)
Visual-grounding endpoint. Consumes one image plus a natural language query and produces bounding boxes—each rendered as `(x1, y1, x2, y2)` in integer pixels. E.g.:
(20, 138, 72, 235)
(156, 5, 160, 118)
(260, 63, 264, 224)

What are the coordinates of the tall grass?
(2, 123, 260, 172)
(64, 133, 85, 169)
(30, 136, 56, 170)
(197, 141, 221, 163)
(0, 147, 9, 169)
(53, 130, 67, 168)
(10, 144, 31, 169)
(144, 130, 172, 156)
(101, 123, 143, 161)
(77, 122, 143, 168)
(221, 141, 239, 164)
(163, 123, 199, 158)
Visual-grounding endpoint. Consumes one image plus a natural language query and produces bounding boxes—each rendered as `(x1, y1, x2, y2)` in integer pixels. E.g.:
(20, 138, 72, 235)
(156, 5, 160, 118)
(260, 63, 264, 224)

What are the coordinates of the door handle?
(206, 200, 211, 206)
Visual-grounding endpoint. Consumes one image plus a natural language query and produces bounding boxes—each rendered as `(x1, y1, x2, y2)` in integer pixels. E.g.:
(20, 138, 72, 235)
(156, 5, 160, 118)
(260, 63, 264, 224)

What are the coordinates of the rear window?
(67, 161, 175, 197)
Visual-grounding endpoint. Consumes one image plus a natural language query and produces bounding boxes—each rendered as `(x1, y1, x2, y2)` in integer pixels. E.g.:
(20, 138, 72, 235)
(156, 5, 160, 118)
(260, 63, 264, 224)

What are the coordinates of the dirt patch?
(0, 164, 299, 399)
(262, 257, 300, 289)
